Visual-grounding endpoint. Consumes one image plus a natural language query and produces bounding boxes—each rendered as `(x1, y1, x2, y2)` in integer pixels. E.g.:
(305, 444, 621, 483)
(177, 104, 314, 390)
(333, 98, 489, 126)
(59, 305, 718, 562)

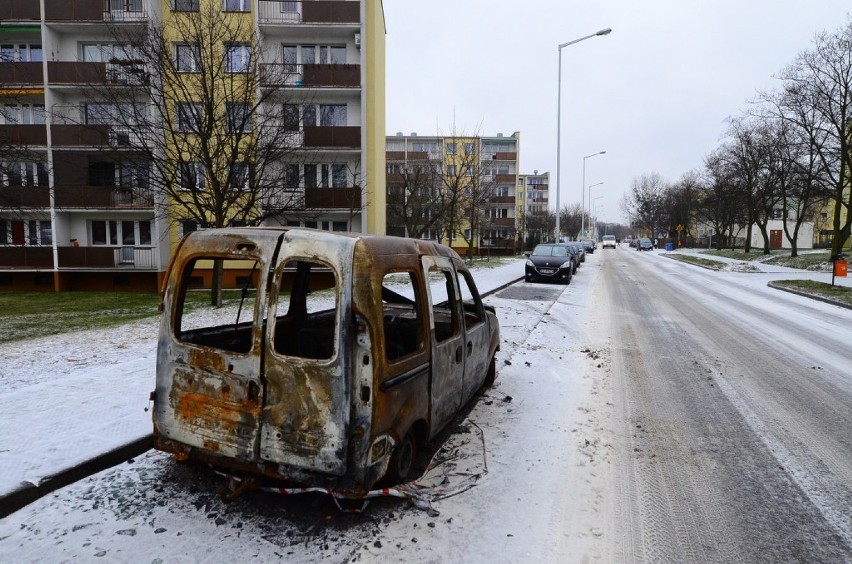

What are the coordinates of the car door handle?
(455, 346, 463, 363)
(467, 341, 472, 356)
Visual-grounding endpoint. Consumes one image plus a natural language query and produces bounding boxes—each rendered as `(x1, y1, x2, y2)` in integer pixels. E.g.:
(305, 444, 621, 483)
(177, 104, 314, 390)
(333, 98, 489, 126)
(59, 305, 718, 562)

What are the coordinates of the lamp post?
(555, 28, 612, 241)
(580, 151, 605, 238)
(591, 196, 604, 239)
(586, 181, 603, 236)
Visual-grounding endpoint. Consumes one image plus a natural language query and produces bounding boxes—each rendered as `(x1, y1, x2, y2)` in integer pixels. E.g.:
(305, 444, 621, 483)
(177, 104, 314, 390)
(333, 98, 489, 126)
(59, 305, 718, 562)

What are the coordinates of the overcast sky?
(383, 1, 851, 223)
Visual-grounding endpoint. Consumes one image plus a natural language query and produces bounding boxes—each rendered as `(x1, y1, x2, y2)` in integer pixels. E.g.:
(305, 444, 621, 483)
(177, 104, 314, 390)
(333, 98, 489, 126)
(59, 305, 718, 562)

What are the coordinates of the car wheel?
(386, 430, 417, 484)
(483, 355, 496, 386)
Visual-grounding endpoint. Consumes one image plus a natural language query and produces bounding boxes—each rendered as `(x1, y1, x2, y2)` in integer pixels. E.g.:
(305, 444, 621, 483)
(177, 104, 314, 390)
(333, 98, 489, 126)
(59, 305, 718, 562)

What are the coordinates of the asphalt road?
(595, 247, 852, 562)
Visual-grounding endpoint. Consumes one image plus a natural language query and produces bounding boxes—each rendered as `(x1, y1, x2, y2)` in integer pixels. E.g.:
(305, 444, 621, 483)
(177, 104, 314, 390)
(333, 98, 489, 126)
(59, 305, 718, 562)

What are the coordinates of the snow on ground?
(1, 248, 849, 561)
(0, 259, 525, 502)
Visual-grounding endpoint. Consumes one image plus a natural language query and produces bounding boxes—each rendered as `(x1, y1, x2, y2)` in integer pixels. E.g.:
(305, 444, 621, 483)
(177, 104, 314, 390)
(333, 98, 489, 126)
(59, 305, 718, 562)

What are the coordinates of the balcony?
(303, 125, 360, 148)
(0, 62, 44, 85)
(0, 246, 156, 269)
(490, 218, 516, 227)
(496, 174, 516, 183)
(0, 125, 47, 146)
(489, 196, 516, 205)
(0, 0, 40, 19)
(55, 186, 153, 209)
(260, 63, 360, 88)
(0, 246, 52, 268)
(50, 124, 111, 147)
(304, 187, 360, 209)
(0, 186, 50, 208)
(47, 62, 106, 85)
(44, 0, 147, 22)
(257, 1, 360, 25)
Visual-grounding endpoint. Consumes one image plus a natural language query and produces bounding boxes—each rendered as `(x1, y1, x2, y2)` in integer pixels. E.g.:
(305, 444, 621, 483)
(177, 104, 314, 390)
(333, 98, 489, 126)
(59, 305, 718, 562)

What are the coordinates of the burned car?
(152, 228, 499, 493)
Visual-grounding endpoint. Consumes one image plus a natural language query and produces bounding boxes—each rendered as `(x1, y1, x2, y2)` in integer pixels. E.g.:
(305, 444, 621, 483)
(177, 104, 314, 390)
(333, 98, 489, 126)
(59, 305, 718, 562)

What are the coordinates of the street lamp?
(580, 151, 605, 238)
(586, 181, 603, 233)
(555, 28, 612, 241)
(589, 197, 603, 239)
(591, 196, 604, 238)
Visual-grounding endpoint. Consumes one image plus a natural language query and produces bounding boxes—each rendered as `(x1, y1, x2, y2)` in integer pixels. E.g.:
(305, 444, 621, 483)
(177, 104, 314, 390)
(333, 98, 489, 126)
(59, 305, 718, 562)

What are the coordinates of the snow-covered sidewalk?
(0, 259, 525, 506)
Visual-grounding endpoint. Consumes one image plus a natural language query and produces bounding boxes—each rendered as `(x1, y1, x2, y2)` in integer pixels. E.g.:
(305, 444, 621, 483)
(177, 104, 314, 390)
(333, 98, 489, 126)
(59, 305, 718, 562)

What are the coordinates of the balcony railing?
(0, 62, 43, 85)
(260, 63, 360, 88)
(0, 246, 156, 268)
(489, 196, 516, 205)
(257, 1, 360, 25)
(304, 186, 361, 209)
(0, 186, 50, 208)
(0, 0, 41, 19)
(44, 0, 147, 22)
(55, 186, 153, 208)
(303, 125, 360, 148)
(0, 125, 48, 146)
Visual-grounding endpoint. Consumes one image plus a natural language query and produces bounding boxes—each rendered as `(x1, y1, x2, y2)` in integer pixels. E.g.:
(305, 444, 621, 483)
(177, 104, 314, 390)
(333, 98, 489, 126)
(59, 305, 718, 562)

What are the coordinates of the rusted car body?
(152, 227, 499, 492)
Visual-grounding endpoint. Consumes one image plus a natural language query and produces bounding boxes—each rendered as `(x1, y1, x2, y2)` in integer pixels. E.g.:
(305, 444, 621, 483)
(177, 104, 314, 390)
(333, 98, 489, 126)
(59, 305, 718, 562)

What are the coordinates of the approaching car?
(602, 235, 617, 249)
(638, 237, 653, 251)
(525, 244, 573, 284)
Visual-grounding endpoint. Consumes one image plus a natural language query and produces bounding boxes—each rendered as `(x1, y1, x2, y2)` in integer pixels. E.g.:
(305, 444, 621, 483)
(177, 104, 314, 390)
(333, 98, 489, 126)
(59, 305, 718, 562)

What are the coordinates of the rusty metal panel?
(259, 230, 355, 475)
(154, 230, 280, 465)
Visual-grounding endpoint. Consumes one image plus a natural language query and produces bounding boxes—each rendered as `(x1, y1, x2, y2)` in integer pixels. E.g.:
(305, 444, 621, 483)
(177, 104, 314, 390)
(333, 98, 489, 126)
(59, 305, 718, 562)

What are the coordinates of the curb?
(660, 253, 723, 271)
(0, 435, 153, 519)
(767, 281, 852, 311)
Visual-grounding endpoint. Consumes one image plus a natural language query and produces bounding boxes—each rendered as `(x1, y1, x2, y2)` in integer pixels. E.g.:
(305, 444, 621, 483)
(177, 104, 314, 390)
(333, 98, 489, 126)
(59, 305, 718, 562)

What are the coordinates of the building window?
(319, 104, 347, 126)
(179, 162, 205, 191)
(0, 43, 42, 62)
(285, 164, 300, 188)
(446, 142, 456, 155)
(172, 0, 199, 11)
(447, 165, 456, 176)
(1, 162, 48, 187)
(225, 45, 252, 73)
(304, 164, 317, 189)
(1, 103, 45, 125)
(226, 102, 252, 133)
(283, 104, 300, 131)
(174, 44, 201, 72)
(229, 162, 254, 190)
(176, 103, 202, 133)
(180, 220, 198, 236)
(223, 0, 250, 12)
(464, 142, 475, 155)
(332, 164, 347, 187)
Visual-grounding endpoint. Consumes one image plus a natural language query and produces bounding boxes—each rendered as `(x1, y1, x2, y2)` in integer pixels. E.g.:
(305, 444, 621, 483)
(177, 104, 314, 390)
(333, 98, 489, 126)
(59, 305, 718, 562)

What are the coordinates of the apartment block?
(517, 170, 550, 246)
(385, 131, 520, 255)
(0, 0, 385, 291)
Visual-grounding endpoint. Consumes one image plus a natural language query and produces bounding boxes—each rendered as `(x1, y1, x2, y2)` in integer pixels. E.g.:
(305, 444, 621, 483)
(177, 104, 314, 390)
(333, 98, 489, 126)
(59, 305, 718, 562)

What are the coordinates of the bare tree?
(68, 3, 320, 303)
(775, 20, 852, 255)
(524, 209, 555, 248)
(558, 203, 583, 240)
(624, 172, 667, 238)
(386, 158, 442, 238)
(700, 150, 748, 249)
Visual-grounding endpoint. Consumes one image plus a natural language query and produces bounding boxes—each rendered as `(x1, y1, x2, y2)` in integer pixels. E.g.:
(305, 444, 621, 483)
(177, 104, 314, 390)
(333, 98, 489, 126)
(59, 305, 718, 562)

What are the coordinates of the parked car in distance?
(567, 241, 585, 264)
(581, 239, 596, 254)
(564, 243, 581, 272)
(638, 237, 654, 251)
(153, 227, 500, 493)
(525, 243, 574, 284)
(602, 235, 617, 249)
